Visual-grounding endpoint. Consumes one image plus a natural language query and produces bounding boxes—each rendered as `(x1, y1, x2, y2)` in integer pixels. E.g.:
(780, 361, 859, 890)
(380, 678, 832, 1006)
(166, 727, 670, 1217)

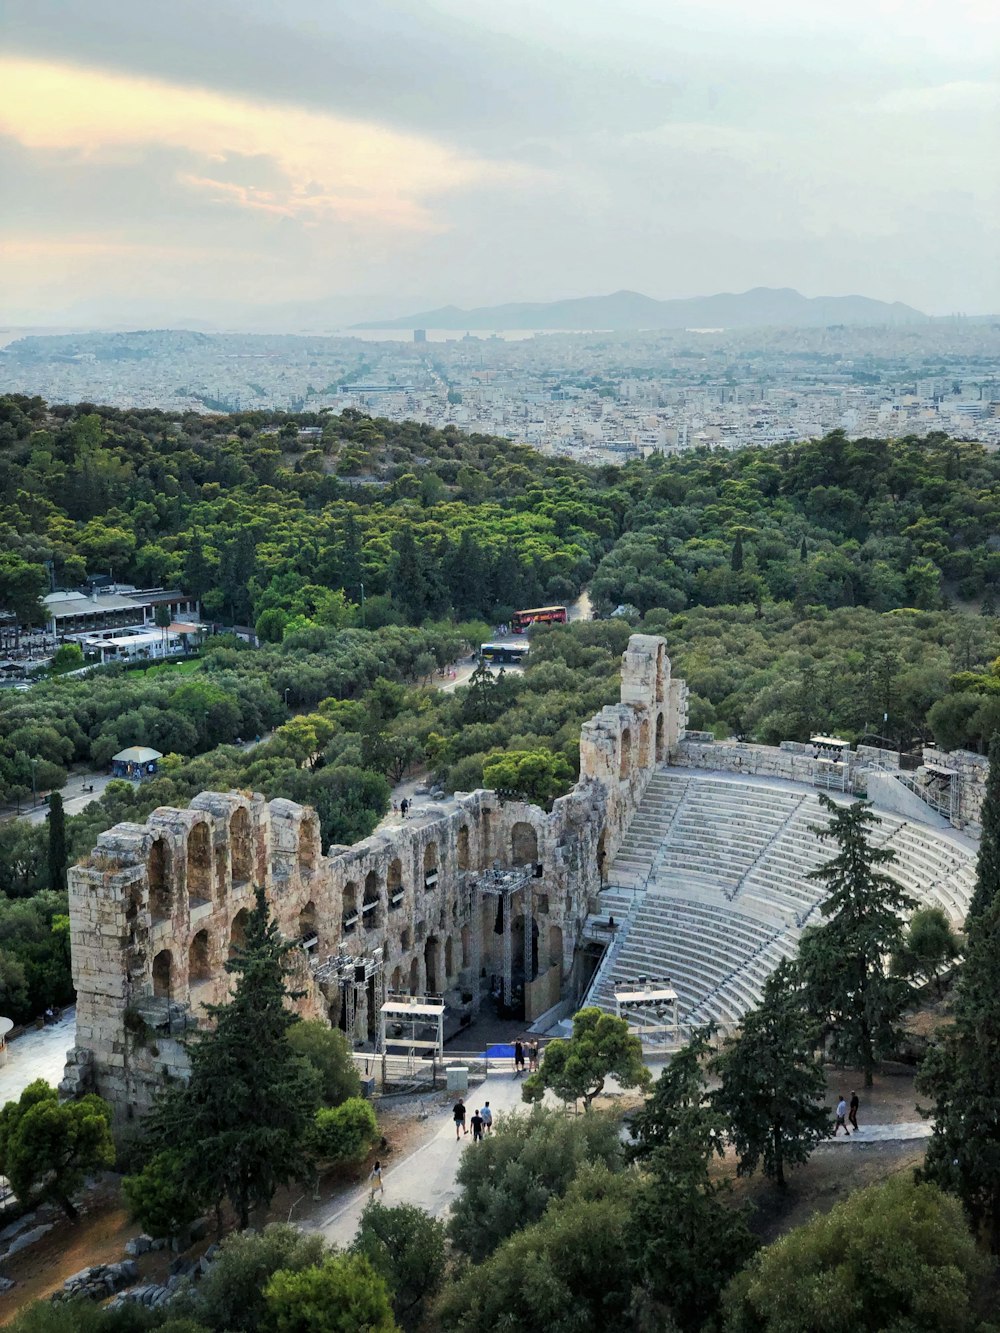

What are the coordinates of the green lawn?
(139, 658, 204, 678)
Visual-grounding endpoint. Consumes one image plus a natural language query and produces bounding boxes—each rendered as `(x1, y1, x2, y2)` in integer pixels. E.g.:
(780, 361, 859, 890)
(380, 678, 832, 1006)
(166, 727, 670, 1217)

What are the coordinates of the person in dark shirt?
(848, 1091, 860, 1132)
(470, 1109, 485, 1141)
(453, 1098, 467, 1139)
(514, 1040, 525, 1075)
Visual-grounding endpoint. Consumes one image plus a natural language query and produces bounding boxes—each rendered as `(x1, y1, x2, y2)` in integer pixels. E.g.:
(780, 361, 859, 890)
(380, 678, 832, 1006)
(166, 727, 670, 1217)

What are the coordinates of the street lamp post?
(359, 582, 365, 628)
(284, 687, 291, 709)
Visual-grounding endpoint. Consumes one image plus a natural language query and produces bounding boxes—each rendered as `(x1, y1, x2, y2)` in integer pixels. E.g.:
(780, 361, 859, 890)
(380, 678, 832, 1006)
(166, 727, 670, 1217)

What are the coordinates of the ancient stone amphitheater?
(64, 633, 983, 1120)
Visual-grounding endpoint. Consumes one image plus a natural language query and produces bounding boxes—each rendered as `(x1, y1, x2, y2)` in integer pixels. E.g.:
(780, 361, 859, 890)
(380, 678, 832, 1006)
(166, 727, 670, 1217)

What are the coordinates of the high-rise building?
(414, 328, 427, 343)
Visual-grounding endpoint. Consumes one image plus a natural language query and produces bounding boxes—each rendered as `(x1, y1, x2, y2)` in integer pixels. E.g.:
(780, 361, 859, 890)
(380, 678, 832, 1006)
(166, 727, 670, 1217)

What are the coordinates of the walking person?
(453, 1097, 468, 1139)
(368, 1160, 384, 1199)
(481, 1101, 493, 1134)
(848, 1091, 860, 1133)
(834, 1095, 851, 1136)
(529, 1040, 540, 1072)
(514, 1040, 525, 1076)
(471, 1108, 485, 1142)
(400, 798, 409, 819)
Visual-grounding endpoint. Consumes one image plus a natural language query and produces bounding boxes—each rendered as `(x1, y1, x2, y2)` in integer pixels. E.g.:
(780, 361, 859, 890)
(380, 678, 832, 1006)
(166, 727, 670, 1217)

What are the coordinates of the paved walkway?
(824, 1121, 931, 1144)
(0, 1011, 75, 1105)
(310, 1069, 537, 1246)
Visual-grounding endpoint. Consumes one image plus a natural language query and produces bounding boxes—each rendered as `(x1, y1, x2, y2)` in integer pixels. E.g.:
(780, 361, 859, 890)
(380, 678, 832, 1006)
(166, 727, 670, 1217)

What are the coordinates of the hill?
(354, 286, 927, 331)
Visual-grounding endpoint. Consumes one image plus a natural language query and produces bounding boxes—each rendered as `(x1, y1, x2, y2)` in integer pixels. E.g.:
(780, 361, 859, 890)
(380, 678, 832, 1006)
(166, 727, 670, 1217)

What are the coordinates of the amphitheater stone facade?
(64, 634, 685, 1123)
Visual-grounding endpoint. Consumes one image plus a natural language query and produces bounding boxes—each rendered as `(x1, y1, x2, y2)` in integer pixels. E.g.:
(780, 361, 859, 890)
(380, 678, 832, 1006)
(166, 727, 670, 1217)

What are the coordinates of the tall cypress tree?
(920, 894, 1000, 1252)
(712, 961, 830, 1188)
(47, 792, 67, 894)
(150, 887, 320, 1231)
(798, 797, 914, 1086)
(967, 732, 1000, 921)
(730, 532, 744, 572)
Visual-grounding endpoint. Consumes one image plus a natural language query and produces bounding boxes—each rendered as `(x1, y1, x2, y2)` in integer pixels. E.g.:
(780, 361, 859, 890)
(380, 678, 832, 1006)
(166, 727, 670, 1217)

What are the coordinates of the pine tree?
(799, 535, 808, 562)
(798, 797, 914, 1087)
(730, 532, 744, 572)
(149, 887, 320, 1230)
(390, 525, 427, 622)
(47, 791, 67, 894)
(711, 961, 830, 1188)
(919, 895, 1000, 1252)
(967, 732, 1000, 921)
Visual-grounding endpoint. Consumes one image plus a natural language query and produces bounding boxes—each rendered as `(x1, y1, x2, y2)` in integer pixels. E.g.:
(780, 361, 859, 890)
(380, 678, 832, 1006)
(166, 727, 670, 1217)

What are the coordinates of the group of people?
(452, 1098, 493, 1141)
(513, 1039, 540, 1074)
(392, 798, 411, 819)
(834, 1092, 861, 1136)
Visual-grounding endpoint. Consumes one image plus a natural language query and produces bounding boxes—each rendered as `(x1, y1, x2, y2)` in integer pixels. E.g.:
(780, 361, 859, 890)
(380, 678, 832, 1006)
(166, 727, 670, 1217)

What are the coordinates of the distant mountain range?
(355, 287, 927, 332)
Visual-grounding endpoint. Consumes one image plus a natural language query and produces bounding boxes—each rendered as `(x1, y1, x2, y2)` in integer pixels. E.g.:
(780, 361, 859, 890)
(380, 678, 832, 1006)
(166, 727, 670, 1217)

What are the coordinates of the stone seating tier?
(594, 768, 978, 1033)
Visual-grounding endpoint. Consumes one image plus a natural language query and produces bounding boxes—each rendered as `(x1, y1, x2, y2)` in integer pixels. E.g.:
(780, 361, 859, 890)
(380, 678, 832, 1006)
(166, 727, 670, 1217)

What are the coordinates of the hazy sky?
(2, 0, 998, 327)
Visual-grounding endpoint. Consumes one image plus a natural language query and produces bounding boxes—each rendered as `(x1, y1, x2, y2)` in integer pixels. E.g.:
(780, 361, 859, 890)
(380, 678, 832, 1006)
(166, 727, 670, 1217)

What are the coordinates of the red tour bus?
(512, 605, 568, 633)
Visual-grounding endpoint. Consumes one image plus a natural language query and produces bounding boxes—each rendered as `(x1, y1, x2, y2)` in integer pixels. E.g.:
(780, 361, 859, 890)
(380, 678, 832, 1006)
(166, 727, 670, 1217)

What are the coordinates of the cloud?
(0, 56, 524, 234)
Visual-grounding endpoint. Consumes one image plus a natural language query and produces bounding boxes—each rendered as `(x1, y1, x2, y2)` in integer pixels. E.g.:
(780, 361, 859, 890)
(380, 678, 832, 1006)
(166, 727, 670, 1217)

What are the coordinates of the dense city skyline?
(2, 0, 998, 327)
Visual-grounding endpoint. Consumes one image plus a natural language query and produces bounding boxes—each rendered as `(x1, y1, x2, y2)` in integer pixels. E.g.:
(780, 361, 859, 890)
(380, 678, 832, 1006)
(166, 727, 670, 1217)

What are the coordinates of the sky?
(1, 0, 998, 328)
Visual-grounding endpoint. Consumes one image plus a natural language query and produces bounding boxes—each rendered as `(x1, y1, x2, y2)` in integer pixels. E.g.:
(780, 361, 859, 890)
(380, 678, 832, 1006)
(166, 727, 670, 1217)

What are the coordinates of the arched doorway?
(424, 938, 439, 993)
(444, 937, 454, 984)
(655, 711, 665, 762)
(298, 901, 318, 950)
(408, 956, 420, 994)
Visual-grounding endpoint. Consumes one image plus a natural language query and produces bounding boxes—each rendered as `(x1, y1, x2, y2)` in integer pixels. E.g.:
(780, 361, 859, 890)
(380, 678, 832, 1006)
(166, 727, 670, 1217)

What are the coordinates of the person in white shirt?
(834, 1096, 851, 1136)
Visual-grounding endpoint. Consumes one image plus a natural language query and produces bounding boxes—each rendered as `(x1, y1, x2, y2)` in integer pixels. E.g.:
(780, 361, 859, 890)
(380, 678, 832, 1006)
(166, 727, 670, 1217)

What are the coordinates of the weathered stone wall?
(66, 633, 684, 1122)
(922, 746, 989, 830)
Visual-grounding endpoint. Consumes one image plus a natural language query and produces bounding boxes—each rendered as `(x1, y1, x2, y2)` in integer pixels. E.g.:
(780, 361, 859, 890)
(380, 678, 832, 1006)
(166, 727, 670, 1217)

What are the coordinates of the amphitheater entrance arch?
(231, 807, 252, 885)
(189, 930, 211, 984)
(148, 838, 171, 923)
(187, 822, 212, 904)
(511, 822, 538, 866)
(152, 948, 173, 999)
(655, 711, 665, 762)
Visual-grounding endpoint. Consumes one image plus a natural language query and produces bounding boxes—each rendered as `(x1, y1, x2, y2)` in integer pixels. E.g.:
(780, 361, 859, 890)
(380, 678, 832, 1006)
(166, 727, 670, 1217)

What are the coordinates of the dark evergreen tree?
(730, 532, 744, 572)
(798, 797, 914, 1086)
(626, 1031, 757, 1331)
(967, 731, 1000, 921)
(147, 887, 320, 1230)
(445, 529, 489, 620)
(47, 791, 67, 894)
(919, 895, 1000, 1252)
(800, 535, 808, 562)
(390, 525, 428, 622)
(339, 511, 364, 600)
(711, 961, 830, 1187)
(182, 531, 215, 599)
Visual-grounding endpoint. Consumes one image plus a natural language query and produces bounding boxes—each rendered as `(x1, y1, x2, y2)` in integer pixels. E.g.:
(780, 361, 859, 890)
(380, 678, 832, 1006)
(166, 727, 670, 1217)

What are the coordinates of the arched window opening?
(619, 727, 632, 781)
(423, 842, 439, 890)
(511, 822, 538, 866)
(187, 822, 212, 904)
(457, 826, 470, 871)
(639, 718, 650, 767)
(364, 869, 381, 926)
(189, 929, 211, 984)
(387, 860, 403, 911)
(424, 938, 438, 993)
(342, 881, 359, 935)
(444, 937, 454, 983)
(229, 908, 250, 959)
(408, 957, 420, 993)
(655, 711, 665, 762)
(148, 838, 171, 923)
(390, 966, 402, 991)
(299, 901, 318, 953)
(152, 948, 173, 999)
(231, 807, 252, 885)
